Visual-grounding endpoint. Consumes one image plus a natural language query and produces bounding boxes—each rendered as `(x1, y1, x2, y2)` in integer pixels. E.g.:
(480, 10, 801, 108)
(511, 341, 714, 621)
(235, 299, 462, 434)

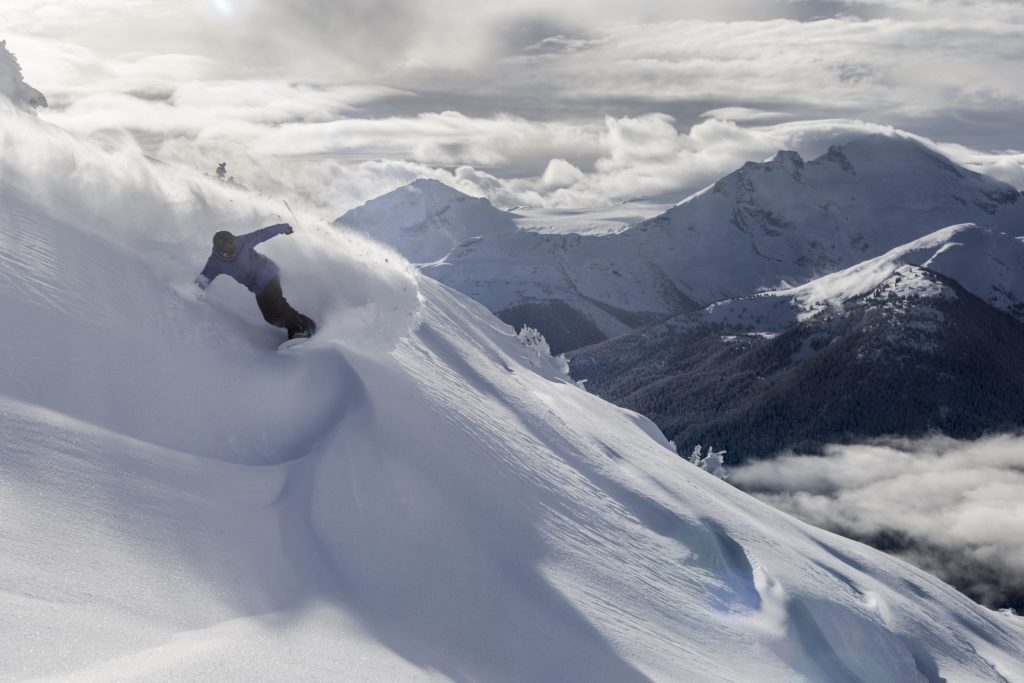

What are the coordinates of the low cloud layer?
(731, 435, 1024, 609)
(31, 78, 1024, 219)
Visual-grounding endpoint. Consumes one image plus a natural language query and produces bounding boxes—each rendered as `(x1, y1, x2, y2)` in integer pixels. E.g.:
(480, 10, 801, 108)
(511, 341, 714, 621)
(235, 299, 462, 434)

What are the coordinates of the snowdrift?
(2, 90, 1024, 682)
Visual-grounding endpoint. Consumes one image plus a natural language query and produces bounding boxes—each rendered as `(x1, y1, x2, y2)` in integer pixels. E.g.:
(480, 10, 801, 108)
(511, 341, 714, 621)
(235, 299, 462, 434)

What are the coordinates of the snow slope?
(3, 91, 1024, 682)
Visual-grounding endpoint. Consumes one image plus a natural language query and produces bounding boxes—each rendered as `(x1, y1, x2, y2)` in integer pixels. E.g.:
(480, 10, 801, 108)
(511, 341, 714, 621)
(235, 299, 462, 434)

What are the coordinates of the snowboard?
(278, 316, 317, 351)
(278, 335, 313, 351)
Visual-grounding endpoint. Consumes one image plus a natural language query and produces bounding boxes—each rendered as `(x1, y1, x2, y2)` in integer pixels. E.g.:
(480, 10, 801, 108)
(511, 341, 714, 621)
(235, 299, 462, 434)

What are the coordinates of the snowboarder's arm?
(195, 257, 219, 290)
(244, 223, 293, 246)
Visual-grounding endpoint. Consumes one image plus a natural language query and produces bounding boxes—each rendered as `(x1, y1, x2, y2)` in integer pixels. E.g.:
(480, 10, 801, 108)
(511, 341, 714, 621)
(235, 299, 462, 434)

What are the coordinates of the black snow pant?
(256, 276, 314, 338)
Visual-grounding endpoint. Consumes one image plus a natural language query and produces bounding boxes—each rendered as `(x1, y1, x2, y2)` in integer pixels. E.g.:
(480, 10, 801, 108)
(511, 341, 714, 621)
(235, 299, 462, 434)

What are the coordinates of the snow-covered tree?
(518, 325, 551, 356)
(517, 325, 571, 377)
(688, 445, 729, 480)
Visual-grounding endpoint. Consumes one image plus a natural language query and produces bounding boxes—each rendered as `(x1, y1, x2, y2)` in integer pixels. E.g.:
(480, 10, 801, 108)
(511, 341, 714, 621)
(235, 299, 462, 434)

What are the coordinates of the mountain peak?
(871, 263, 957, 303)
(338, 178, 516, 263)
(358, 178, 476, 209)
(718, 135, 955, 189)
(410, 177, 448, 188)
(824, 133, 966, 179)
(768, 150, 805, 179)
(407, 177, 472, 199)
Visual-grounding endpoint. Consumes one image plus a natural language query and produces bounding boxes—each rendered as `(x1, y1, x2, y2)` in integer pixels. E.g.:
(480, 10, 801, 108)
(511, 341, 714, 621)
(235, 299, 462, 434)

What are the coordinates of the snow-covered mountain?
(570, 224, 1024, 460)
(339, 180, 694, 351)
(337, 178, 518, 263)
(636, 136, 1023, 304)
(341, 135, 1024, 352)
(5, 64, 1024, 682)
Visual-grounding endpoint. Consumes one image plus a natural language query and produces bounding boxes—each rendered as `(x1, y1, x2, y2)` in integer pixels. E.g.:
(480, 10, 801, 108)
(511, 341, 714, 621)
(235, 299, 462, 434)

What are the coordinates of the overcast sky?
(4, 0, 1024, 213)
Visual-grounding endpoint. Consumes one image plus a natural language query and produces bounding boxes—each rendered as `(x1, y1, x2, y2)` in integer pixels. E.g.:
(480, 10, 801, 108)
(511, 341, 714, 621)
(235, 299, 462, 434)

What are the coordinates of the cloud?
(44, 85, 1014, 220)
(10, 37, 1019, 218)
(931, 140, 1024, 190)
(731, 434, 1024, 609)
(3, 1, 1024, 217)
(44, 80, 409, 137)
(540, 158, 587, 191)
(701, 107, 788, 123)
(8, 2, 1024, 128)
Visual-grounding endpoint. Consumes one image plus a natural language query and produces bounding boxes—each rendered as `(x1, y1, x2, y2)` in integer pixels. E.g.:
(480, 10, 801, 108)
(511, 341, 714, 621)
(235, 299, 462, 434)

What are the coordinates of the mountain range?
(339, 137, 1024, 458)
(339, 134, 1024, 353)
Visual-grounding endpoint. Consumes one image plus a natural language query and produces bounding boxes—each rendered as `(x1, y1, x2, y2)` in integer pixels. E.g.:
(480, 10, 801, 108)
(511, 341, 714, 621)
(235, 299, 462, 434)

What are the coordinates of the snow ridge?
(690, 223, 1024, 333)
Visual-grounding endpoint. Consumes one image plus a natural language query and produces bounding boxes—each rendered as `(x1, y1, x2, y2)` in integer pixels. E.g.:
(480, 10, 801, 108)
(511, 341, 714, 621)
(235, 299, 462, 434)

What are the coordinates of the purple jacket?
(197, 224, 291, 295)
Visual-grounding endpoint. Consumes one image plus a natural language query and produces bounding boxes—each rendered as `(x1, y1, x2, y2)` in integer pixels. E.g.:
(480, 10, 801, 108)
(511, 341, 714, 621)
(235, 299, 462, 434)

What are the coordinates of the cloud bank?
(3, 1, 1024, 216)
(731, 435, 1024, 610)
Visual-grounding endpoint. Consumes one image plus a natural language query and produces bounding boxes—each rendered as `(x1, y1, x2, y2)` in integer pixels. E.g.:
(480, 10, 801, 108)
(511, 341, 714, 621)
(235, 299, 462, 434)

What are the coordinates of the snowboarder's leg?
(255, 277, 314, 338)
(297, 314, 317, 336)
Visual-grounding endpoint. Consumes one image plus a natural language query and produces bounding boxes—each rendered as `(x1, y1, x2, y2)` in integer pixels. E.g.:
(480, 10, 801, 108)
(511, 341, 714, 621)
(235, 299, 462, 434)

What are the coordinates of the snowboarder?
(195, 223, 316, 340)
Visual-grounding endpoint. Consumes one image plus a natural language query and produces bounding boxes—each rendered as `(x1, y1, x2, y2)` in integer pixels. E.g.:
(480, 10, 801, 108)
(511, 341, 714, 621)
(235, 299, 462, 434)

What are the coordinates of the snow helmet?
(213, 230, 236, 259)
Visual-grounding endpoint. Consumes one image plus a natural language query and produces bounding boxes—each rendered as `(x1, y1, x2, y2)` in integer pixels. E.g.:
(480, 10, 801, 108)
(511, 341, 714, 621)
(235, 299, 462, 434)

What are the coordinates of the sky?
(3, 0, 1024, 214)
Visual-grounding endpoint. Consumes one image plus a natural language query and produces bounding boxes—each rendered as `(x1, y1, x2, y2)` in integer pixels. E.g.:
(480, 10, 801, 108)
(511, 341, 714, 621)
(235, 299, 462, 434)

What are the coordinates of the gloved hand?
(192, 276, 209, 300)
(282, 222, 294, 235)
